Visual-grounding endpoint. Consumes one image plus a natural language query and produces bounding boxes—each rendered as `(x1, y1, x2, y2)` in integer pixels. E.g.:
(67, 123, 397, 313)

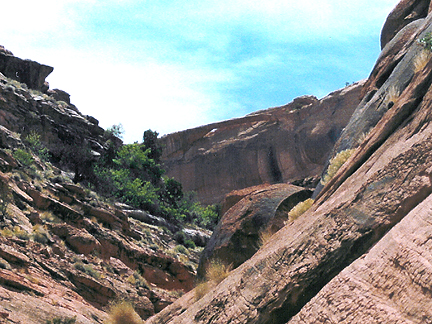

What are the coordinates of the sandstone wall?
(161, 83, 364, 205)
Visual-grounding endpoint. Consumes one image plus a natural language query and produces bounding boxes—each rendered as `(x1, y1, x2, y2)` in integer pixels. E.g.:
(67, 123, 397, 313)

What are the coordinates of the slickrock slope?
(160, 83, 363, 205)
(146, 1, 432, 323)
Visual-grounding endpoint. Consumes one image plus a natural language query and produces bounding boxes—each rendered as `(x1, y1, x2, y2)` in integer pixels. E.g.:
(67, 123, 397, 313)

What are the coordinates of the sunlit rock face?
(147, 0, 432, 323)
(160, 82, 363, 205)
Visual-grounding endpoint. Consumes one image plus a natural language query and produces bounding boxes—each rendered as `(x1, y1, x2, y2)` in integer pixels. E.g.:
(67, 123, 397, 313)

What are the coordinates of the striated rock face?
(380, 0, 430, 49)
(197, 183, 311, 277)
(0, 49, 53, 92)
(0, 47, 203, 322)
(146, 1, 432, 323)
(288, 193, 432, 323)
(0, 47, 117, 169)
(161, 83, 363, 205)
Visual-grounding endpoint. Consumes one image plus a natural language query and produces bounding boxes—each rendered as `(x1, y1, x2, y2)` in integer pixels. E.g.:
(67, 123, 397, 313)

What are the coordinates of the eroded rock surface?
(146, 1, 432, 323)
(160, 83, 363, 205)
(197, 183, 311, 277)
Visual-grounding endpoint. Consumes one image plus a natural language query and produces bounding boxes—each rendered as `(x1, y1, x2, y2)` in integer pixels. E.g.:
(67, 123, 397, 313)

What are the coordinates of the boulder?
(51, 224, 101, 256)
(197, 183, 312, 277)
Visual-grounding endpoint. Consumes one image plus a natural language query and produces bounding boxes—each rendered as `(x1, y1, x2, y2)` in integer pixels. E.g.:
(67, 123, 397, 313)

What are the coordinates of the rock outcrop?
(160, 84, 363, 205)
(0, 48, 204, 322)
(0, 50, 118, 170)
(146, 0, 432, 323)
(197, 183, 311, 277)
(0, 47, 53, 91)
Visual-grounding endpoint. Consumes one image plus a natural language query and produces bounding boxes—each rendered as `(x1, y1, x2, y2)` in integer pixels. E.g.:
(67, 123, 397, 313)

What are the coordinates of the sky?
(2, 0, 400, 143)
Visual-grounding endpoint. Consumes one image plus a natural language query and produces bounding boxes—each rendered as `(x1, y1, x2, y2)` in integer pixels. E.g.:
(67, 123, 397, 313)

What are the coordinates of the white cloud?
(1, 0, 401, 143)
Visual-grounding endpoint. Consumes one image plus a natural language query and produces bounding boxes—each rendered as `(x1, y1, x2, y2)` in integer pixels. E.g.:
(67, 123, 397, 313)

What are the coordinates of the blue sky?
(2, 0, 400, 143)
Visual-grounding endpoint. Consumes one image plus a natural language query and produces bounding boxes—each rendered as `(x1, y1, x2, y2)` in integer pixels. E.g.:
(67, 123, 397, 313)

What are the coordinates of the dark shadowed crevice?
(268, 146, 282, 183)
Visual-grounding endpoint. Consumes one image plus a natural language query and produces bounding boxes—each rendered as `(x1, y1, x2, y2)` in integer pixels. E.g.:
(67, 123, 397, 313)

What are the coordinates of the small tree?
(159, 178, 184, 208)
(143, 129, 163, 163)
(105, 124, 124, 139)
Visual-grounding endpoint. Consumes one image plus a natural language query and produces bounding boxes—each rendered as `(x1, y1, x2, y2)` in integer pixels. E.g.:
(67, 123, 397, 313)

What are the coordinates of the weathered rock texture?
(160, 84, 363, 205)
(146, 1, 432, 323)
(0, 48, 202, 322)
(0, 50, 118, 167)
(0, 49, 53, 91)
(197, 183, 312, 277)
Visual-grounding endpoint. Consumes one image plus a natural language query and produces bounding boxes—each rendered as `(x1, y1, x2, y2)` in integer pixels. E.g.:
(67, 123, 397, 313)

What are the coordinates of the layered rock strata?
(161, 84, 363, 205)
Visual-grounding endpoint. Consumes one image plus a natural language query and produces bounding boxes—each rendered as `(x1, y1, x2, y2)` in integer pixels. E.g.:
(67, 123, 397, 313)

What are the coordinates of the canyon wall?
(160, 83, 363, 205)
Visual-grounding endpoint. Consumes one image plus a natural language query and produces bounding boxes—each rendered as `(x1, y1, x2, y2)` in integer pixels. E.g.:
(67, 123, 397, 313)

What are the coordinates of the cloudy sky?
(2, 0, 399, 143)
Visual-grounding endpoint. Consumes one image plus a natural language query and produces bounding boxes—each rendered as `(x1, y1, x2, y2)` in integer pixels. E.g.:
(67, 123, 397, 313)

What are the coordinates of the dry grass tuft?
(194, 259, 233, 301)
(385, 86, 400, 107)
(414, 49, 432, 73)
(288, 198, 314, 222)
(105, 301, 143, 324)
(194, 281, 210, 301)
(206, 259, 233, 284)
(321, 149, 355, 185)
(258, 226, 275, 247)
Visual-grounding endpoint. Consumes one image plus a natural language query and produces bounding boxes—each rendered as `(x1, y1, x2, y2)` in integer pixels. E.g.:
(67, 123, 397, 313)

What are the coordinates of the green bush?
(183, 239, 196, 249)
(419, 32, 432, 51)
(13, 148, 34, 166)
(25, 131, 50, 161)
(174, 244, 189, 255)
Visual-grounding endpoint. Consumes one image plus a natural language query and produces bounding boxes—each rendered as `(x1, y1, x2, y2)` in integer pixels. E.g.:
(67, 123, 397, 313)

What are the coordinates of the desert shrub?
(12, 226, 30, 240)
(178, 192, 221, 229)
(105, 301, 143, 324)
(174, 244, 189, 255)
(205, 259, 232, 284)
(322, 149, 355, 185)
(419, 32, 432, 50)
(32, 224, 51, 244)
(40, 211, 62, 224)
(194, 281, 210, 301)
(0, 228, 13, 237)
(288, 198, 314, 222)
(127, 271, 149, 289)
(46, 316, 76, 324)
(13, 148, 34, 166)
(183, 239, 196, 249)
(25, 131, 50, 161)
(73, 262, 101, 279)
